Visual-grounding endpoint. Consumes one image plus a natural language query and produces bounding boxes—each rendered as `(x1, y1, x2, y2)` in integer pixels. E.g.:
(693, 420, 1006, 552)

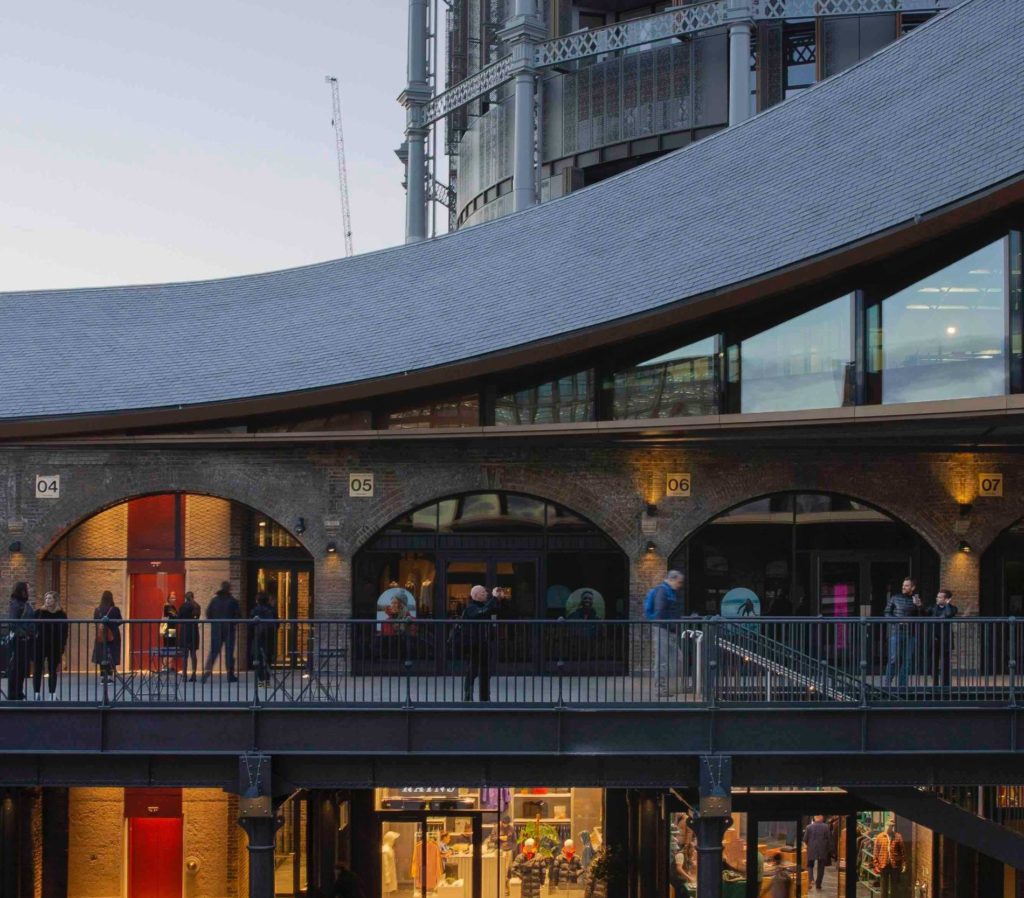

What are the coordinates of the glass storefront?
(670, 806, 924, 898)
(495, 372, 595, 425)
(672, 492, 938, 618)
(375, 787, 604, 898)
(609, 338, 718, 420)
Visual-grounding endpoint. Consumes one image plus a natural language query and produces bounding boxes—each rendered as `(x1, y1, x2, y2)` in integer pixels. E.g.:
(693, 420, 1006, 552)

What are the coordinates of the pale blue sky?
(1, 0, 417, 290)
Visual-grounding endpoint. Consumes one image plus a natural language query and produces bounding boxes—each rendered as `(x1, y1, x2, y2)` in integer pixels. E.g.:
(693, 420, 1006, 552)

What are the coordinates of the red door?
(130, 573, 185, 670)
(128, 817, 183, 898)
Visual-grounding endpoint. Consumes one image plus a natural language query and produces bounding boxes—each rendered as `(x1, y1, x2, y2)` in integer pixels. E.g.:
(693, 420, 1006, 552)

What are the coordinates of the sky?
(1, 0, 422, 291)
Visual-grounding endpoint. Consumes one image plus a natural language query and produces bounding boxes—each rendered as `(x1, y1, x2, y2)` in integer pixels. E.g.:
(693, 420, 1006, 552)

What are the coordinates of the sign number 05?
(349, 473, 374, 498)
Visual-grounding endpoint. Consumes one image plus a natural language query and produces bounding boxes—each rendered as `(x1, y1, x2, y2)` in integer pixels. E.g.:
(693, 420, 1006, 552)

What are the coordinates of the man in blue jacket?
(647, 570, 685, 696)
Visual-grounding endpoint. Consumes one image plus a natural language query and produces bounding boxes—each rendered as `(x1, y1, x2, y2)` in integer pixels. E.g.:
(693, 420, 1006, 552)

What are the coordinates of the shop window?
(868, 238, 1008, 405)
(609, 337, 718, 420)
(252, 515, 301, 549)
(783, 20, 816, 98)
(671, 491, 936, 618)
(739, 294, 854, 413)
(379, 395, 480, 430)
(494, 372, 595, 425)
(822, 14, 896, 77)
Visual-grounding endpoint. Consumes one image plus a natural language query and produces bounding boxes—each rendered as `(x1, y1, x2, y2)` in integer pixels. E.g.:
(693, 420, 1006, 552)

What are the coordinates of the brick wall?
(182, 789, 232, 898)
(68, 788, 123, 898)
(5, 442, 1024, 618)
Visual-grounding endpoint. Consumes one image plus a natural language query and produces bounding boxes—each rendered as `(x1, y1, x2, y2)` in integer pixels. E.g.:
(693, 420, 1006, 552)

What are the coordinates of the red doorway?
(126, 787, 183, 898)
(129, 573, 185, 671)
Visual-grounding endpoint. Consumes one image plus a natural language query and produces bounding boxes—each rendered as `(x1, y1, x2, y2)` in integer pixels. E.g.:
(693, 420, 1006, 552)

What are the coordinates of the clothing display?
(550, 847, 583, 886)
(411, 838, 443, 891)
(382, 831, 399, 895)
(871, 829, 905, 872)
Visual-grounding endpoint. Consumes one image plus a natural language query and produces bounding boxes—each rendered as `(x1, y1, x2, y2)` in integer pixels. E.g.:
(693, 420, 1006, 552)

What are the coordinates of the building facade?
(1, 1, 1024, 897)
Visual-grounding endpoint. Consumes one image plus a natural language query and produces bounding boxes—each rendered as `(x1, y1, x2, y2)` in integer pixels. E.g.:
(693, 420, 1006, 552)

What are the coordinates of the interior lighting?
(258, 520, 267, 528)
(7, 541, 22, 554)
(945, 326, 958, 336)
(958, 540, 972, 554)
(644, 540, 657, 554)
(326, 542, 338, 554)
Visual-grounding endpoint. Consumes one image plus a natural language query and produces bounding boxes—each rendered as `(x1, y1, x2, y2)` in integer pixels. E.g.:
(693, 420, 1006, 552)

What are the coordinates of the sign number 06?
(665, 473, 691, 497)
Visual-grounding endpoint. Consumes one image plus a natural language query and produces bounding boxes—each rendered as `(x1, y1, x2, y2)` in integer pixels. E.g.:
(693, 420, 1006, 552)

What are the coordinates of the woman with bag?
(176, 592, 201, 682)
(32, 591, 69, 699)
(92, 590, 123, 676)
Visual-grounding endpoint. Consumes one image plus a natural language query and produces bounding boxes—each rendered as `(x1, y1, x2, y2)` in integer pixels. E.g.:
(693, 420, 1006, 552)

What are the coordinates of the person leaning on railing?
(5, 582, 34, 701)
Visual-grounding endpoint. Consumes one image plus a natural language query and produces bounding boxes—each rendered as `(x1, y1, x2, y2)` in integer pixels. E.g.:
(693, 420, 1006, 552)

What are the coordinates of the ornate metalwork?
(753, 0, 947, 17)
(534, 1, 728, 68)
(423, 54, 515, 125)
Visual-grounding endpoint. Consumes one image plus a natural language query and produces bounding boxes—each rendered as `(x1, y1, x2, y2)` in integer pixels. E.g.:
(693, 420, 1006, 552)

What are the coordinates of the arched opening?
(354, 491, 628, 621)
(981, 519, 1024, 616)
(671, 492, 939, 617)
(43, 492, 314, 668)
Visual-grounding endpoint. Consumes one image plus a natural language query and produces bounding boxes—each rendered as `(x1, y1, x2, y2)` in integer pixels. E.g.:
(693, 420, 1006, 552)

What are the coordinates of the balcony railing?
(0, 617, 1017, 708)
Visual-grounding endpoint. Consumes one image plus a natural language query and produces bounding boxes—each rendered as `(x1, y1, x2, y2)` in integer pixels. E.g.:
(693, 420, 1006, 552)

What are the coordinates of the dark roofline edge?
(2, 172, 1022, 442)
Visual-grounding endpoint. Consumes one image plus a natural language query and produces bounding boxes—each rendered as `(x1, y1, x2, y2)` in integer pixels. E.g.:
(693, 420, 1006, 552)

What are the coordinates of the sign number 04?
(35, 475, 60, 499)
(349, 472, 374, 498)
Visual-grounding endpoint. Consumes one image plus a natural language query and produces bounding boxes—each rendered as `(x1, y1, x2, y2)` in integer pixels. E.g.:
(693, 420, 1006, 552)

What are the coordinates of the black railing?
(0, 617, 1019, 708)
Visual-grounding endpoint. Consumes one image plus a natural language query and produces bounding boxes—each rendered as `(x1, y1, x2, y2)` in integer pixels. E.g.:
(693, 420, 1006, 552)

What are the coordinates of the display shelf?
(514, 792, 572, 799)
(512, 818, 572, 823)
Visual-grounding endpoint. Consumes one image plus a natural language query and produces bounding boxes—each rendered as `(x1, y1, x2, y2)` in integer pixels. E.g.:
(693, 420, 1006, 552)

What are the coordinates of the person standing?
(176, 591, 201, 681)
(872, 819, 905, 898)
(92, 590, 123, 677)
(803, 815, 834, 891)
(32, 591, 68, 699)
(461, 584, 495, 702)
(249, 591, 278, 685)
(201, 581, 241, 684)
(5, 582, 34, 701)
(645, 571, 685, 697)
(927, 588, 958, 687)
(883, 578, 922, 686)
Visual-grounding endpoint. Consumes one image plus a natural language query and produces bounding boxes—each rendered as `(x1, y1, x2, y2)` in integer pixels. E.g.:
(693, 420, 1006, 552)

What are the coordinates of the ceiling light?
(945, 326, 957, 336)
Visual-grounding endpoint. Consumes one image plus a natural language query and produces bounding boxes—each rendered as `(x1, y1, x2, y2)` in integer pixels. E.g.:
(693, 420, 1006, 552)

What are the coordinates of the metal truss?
(753, 0, 949, 16)
(423, 54, 516, 125)
(535, 0, 727, 67)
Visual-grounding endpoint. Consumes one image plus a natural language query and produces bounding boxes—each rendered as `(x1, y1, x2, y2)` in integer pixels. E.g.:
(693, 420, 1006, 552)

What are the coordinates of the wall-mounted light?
(644, 540, 657, 554)
(295, 517, 306, 535)
(326, 542, 338, 555)
(958, 539, 972, 554)
(645, 503, 658, 517)
(7, 541, 22, 554)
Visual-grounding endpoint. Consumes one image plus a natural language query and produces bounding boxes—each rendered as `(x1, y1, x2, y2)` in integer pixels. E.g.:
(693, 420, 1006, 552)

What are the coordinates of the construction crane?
(325, 75, 354, 257)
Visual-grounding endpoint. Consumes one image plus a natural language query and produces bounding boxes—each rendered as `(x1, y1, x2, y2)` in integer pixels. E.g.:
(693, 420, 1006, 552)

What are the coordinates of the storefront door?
(254, 564, 313, 667)
(127, 810, 183, 898)
(379, 812, 485, 898)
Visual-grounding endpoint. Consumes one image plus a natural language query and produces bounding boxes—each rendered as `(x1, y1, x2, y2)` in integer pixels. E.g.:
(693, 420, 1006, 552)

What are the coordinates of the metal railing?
(0, 617, 1018, 708)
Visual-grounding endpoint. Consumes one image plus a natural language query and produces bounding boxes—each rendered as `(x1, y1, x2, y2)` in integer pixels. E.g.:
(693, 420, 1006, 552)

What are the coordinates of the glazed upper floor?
(448, 1, 951, 227)
(0, 0, 1021, 440)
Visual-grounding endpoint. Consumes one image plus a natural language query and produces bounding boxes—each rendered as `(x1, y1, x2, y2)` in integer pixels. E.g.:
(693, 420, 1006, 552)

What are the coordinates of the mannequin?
(509, 838, 547, 898)
(551, 838, 584, 887)
(872, 819, 905, 898)
(381, 831, 400, 895)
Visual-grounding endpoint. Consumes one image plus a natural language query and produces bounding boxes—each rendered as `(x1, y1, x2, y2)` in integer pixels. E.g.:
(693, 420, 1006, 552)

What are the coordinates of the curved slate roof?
(1, 0, 1022, 424)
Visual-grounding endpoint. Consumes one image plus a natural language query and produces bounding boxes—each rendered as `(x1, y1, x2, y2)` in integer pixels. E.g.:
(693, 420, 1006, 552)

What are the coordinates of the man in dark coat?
(803, 815, 834, 891)
(927, 588, 958, 686)
(176, 592, 202, 681)
(461, 584, 495, 702)
(5, 582, 34, 701)
(201, 581, 241, 684)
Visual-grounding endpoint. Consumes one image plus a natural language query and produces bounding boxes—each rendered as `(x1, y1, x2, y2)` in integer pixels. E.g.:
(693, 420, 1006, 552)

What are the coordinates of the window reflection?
(610, 338, 717, 419)
(871, 239, 1007, 404)
(495, 372, 594, 425)
(380, 396, 479, 429)
(740, 295, 853, 413)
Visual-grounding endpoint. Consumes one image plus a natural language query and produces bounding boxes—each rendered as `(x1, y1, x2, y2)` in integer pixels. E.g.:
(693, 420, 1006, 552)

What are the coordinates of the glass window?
(379, 396, 479, 429)
(823, 15, 896, 77)
(610, 337, 718, 419)
(871, 238, 1007, 405)
(740, 295, 853, 413)
(494, 372, 594, 425)
(783, 20, 816, 98)
(252, 515, 301, 548)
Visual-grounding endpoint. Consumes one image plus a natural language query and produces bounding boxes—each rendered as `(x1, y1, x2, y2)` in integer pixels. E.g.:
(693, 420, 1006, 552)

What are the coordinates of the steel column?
(500, 0, 545, 213)
(727, 1, 753, 126)
(402, 0, 431, 242)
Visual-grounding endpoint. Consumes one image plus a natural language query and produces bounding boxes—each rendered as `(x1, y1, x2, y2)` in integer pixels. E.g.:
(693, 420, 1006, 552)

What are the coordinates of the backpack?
(643, 586, 661, 621)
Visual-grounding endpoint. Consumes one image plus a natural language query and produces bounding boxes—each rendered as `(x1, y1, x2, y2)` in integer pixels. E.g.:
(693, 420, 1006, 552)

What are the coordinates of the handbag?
(96, 621, 114, 643)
